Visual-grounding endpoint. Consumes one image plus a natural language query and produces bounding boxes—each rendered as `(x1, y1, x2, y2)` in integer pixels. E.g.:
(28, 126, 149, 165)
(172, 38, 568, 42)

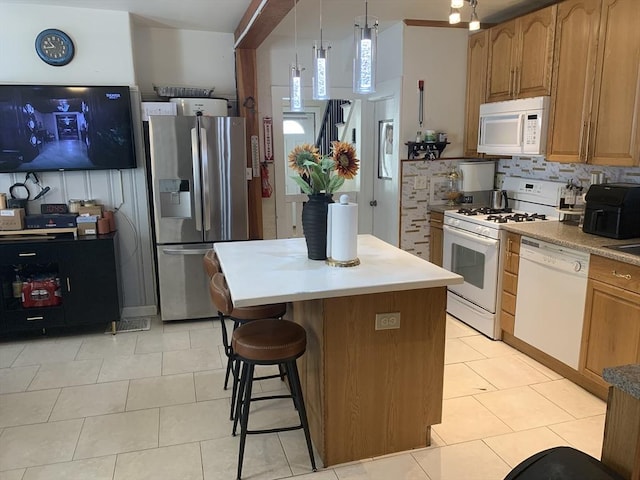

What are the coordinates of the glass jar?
(446, 169, 460, 206)
(68, 199, 82, 213)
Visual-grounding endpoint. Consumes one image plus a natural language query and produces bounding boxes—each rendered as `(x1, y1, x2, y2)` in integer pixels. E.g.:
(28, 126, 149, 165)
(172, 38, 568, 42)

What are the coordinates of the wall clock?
(35, 29, 75, 66)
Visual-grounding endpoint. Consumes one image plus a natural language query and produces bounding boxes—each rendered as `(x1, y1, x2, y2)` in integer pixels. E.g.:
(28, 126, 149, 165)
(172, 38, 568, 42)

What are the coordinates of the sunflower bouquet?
(288, 141, 359, 195)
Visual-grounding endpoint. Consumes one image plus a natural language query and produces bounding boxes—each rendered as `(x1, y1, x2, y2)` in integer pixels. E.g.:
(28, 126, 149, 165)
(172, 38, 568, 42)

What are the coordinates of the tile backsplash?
(401, 157, 640, 261)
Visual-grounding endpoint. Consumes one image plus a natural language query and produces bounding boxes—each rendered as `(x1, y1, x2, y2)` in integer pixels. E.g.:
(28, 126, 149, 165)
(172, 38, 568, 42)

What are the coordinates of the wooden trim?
(502, 331, 608, 400)
(235, 48, 263, 239)
(234, 0, 295, 49)
(403, 19, 496, 29)
(601, 386, 640, 480)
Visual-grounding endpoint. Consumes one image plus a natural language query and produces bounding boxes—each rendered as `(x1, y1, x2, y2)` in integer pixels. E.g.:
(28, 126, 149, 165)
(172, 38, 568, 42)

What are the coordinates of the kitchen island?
(214, 234, 463, 466)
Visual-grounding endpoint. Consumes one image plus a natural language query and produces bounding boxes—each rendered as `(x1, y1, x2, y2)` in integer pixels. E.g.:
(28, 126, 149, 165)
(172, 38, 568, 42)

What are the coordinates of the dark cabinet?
(0, 234, 120, 334)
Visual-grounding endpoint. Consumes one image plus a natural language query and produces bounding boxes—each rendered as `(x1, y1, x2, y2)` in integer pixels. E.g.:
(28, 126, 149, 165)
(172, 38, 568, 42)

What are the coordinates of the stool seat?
(232, 319, 306, 363)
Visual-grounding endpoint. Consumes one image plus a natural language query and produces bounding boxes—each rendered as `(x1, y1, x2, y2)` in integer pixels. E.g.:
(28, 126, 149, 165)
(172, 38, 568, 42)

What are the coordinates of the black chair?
(209, 272, 316, 480)
(504, 446, 624, 480)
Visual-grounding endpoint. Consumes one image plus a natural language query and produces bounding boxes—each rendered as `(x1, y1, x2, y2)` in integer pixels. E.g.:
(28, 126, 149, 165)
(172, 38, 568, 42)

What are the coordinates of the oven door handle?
(443, 225, 498, 247)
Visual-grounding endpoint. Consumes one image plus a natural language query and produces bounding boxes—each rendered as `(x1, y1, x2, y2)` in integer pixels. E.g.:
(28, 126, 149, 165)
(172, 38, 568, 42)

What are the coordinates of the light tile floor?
(0, 314, 607, 479)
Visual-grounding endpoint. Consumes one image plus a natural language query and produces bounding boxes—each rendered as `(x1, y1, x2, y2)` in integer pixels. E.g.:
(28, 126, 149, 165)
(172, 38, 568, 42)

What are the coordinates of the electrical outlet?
(375, 312, 401, 330)
(414, 176, 427, 190)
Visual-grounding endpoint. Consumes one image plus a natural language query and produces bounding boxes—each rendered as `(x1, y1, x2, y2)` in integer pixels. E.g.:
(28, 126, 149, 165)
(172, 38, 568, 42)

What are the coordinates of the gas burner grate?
(456, 207, 513, 216)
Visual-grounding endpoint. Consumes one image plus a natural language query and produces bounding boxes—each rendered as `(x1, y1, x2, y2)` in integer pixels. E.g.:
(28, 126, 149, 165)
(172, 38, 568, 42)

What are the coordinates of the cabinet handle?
(585, 121, 593, 162)
(66, 277, 71, 292)
(509, 69, 515, 97)
(612, 270, 632, 280)
(18, 252, 37, 257)
(26, 316, 44, 321)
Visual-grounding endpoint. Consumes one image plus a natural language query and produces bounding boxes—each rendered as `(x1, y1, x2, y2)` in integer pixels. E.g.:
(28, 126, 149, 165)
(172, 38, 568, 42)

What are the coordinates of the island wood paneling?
(294, 287, 447, 466)
(601, 386, 640, 480)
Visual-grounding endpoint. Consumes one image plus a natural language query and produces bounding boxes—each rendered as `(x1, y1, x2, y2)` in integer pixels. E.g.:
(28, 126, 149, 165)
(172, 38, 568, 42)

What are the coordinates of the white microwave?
(477, 96, 550, 156)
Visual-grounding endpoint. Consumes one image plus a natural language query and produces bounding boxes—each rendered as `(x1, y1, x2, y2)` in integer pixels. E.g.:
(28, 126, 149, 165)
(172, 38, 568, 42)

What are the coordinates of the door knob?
(369, 200, 377, 207)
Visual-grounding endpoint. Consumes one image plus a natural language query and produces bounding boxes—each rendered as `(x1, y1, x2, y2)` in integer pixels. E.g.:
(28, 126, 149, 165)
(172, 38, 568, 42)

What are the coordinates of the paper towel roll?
(327, 195, 358, 262)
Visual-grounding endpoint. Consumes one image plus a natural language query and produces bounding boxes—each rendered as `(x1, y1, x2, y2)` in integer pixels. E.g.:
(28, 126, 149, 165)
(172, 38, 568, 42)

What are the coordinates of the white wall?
(132, 28, 236, 98)
(0, 4, 239, 318)
(401, 27, 468, 158)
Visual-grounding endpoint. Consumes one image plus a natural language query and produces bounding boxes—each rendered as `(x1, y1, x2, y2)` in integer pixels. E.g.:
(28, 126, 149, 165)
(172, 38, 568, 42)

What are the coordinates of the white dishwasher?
(514, 237, 590, 369)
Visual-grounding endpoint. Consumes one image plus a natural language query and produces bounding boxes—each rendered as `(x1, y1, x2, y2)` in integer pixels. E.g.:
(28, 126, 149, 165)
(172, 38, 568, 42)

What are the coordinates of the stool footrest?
(246, 424, 303, 435)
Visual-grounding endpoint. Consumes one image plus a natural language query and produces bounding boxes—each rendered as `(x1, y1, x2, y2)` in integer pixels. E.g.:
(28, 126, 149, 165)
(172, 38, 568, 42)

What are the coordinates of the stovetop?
(447, 207, 549, 225)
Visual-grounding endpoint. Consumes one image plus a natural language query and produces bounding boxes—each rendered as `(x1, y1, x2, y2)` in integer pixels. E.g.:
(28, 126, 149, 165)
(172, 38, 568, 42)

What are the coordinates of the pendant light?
(353, 0, 378, 95)
(290, 0, 303, 111)
(312, 0, 330, 100)
(448, 0, 481, 30)
(468, 0, 480, 30)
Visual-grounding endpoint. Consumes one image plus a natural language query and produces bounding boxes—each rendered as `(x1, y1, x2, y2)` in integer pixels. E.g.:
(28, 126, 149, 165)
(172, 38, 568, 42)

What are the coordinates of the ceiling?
(2, 0, 558, 40)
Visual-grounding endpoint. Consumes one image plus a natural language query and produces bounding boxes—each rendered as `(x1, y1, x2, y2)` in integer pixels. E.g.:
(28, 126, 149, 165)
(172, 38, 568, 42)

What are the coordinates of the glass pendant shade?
(469, 10, 480, 30)
(312, 44, 330, 100)
(290, 64, 303, 112)
(449, 8, 461, 24)
(353, 17, 378, 94)
(451, 0, 464, 8)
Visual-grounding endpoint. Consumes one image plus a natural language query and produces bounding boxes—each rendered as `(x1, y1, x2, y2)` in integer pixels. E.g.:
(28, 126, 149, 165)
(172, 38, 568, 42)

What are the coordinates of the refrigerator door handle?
(162, 247, 212, 255)
(191, 127, 203, 232)
(200, 127, 212, 232)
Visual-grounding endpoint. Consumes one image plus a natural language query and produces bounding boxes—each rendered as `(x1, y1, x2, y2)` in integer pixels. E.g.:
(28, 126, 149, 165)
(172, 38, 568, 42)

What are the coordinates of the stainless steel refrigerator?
(148, 115, 248, 321)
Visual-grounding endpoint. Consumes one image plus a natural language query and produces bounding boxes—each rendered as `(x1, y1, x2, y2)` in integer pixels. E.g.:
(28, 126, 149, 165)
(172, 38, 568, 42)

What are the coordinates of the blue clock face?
(35, 29, 75, 66)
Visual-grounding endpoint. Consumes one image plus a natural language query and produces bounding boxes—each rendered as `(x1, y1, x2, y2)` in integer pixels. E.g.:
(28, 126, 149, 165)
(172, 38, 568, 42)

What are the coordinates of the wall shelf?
(405, 141, 450, 160)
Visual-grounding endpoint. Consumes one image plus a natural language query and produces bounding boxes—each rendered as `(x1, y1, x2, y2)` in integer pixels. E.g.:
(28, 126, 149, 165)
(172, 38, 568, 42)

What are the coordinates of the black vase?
(301, 194, 334, 260)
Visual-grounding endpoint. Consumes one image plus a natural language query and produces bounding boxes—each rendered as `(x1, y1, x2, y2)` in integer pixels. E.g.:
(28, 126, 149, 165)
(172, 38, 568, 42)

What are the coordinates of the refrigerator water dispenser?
(159, 179, 192, 218)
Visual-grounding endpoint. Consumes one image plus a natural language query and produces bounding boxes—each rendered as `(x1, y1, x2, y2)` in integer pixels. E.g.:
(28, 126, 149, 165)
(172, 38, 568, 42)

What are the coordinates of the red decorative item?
(21, 276, 62, 308)
(261, 163, 273, 198)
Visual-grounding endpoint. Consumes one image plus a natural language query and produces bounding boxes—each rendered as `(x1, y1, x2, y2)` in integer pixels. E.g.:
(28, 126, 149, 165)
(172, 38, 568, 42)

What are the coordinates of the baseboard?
(121, 305, 158, 319)
(502, 331, 608, 401)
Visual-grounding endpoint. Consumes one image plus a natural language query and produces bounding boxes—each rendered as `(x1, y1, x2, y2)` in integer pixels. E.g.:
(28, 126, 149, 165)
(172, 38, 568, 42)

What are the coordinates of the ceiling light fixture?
(448, 0, 481, 31)
(353, 0, 378, 95)
(312, 0, 330, 100)
(290, 0, 304, 111)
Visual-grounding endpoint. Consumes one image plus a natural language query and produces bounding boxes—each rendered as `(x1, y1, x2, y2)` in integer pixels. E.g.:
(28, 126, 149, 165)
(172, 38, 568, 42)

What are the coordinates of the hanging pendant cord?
(294, 0, 298, 67)
(319, 0, 323, 47)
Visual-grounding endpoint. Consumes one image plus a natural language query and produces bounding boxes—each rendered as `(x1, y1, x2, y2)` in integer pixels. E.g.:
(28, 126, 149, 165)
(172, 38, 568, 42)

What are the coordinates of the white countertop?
(214, 234, 463, 307)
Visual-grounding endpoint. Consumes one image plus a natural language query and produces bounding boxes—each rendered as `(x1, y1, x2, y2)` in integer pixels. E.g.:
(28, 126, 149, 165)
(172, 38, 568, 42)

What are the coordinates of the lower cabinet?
(580, 255, 640, 388)
(0, 234, 120, 334)
(429, 211, 444, 267)
(500, 232, 520, 335)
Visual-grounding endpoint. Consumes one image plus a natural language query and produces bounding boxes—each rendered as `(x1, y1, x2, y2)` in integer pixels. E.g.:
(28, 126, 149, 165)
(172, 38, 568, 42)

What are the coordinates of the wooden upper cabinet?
(464, 30, 489, 157)
(547, 0, 601, 163)
(486, 20, 517, 102)
(589, 0, 640, 166)
(486, 5, 557, 102)
(547, 0, 640, 166)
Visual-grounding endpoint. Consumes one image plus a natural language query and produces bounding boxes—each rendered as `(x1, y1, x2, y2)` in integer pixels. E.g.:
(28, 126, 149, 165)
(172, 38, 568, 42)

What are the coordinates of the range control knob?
(482, 228, 492, 237)
(573, 261, 582, 272)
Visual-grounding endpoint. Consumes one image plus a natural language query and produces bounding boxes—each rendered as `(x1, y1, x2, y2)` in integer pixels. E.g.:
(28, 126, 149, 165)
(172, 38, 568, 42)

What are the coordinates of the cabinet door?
(487, 20, 518, 102)
(464, 31, 488, 157)
(516, 5, 557, 99)
(580, 279, 640, 387)
(589, 0, 640, 166)
(58, 238, 120, 326)
(547, 0, 601, 163)
(429, 212, 444, 267)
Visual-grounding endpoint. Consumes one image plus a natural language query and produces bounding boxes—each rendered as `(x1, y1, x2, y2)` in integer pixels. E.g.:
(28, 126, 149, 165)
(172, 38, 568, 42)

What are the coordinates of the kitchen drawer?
(501, 310, 515, 334)
(502, 290, 516, 315)
(502, 270, 518, 295)
(506, 233, 520, 255)
(504, 252, 519, 275)
(1, 307, 65, 332)
(589, 255, 640, 293)
(0, 243, 58, 265)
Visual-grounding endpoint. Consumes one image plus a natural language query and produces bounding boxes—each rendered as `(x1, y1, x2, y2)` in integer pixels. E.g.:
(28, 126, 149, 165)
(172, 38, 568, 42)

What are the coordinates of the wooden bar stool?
(209, 273, 316, 479)
(204, 251, 287, 419)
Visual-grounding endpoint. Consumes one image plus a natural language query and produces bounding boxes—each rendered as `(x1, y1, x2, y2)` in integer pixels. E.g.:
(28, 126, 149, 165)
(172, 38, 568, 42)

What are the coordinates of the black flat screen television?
(0, 85, 137, 173)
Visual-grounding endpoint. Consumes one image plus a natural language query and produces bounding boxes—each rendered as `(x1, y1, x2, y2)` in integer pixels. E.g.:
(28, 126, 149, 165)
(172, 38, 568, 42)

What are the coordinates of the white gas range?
(443, 177, 564, 339)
